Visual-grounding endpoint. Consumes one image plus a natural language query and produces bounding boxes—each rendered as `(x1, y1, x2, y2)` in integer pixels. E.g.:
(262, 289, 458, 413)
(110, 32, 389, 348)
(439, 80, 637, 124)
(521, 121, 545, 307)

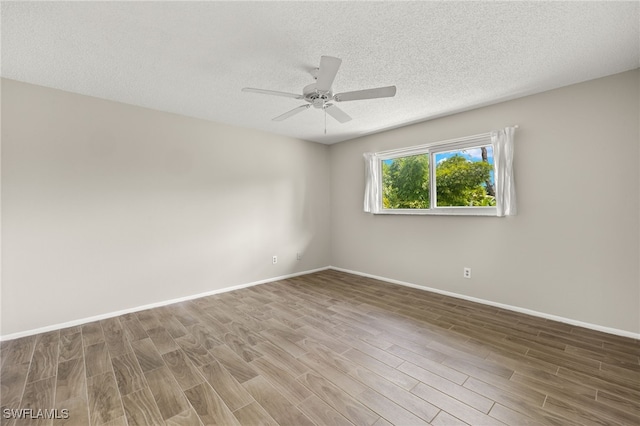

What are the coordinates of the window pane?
(382, 154, 430, 209)
(434, 146, 495, 207)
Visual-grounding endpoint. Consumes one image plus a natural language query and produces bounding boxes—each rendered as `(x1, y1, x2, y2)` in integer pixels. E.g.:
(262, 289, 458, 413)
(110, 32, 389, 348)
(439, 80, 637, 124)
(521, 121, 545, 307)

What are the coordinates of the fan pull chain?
(324, 107, 327, 134)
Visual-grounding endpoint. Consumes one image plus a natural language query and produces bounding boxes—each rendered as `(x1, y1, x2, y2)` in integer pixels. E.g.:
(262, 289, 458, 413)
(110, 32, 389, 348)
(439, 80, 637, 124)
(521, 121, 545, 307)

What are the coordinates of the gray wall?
(330, 70, 640, 334)
(1, 79, 331, 336)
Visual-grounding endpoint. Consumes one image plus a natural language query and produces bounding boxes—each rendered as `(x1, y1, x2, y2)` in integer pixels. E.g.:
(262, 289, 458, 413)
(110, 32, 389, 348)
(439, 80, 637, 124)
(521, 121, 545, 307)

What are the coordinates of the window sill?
(375, 207, 497, 216)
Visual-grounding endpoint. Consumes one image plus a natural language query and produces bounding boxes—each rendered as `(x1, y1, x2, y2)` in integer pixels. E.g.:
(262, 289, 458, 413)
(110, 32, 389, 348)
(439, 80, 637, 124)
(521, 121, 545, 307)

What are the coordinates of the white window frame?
(376, 133, 497, 216)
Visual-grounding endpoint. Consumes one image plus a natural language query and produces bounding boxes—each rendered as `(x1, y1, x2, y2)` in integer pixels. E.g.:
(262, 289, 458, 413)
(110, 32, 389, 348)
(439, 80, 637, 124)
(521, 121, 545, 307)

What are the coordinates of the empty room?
(1, 1, 639, 425)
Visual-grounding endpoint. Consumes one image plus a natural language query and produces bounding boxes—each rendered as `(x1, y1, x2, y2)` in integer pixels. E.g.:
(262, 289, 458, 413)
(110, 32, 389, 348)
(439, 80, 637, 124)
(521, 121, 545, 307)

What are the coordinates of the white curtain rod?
(374, 125, 519, 158)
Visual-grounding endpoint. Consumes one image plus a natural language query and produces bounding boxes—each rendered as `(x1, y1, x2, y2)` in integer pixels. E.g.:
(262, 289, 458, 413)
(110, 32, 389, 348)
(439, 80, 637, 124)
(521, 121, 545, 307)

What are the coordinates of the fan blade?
(273, 104, 310, 121)
(242, 87, 303, 99)
(334, 85, 396, 102)
(325, 105, 352, 123)
(315, 56, 342, 92)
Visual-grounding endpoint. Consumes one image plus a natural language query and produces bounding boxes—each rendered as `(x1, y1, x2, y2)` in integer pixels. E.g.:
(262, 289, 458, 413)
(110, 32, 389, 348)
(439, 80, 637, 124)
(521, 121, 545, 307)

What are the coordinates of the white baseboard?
(0, 267, 330, 341)
(329, 266, 640, 340)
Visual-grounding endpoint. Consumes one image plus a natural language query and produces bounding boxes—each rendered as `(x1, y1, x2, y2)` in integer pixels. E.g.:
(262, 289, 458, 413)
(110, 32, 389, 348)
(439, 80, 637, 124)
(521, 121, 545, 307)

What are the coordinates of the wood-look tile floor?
(1, 270, 639, 425)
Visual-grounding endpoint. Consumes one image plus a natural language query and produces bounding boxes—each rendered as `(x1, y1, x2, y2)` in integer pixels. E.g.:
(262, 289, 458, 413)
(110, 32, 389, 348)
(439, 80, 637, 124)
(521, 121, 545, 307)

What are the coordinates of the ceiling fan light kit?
(242, 56, 396, 128)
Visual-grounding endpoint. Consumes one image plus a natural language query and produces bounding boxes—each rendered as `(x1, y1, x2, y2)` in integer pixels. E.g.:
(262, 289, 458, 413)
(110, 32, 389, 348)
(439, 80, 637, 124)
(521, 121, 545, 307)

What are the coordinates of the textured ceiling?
(2, 1, 638, 144)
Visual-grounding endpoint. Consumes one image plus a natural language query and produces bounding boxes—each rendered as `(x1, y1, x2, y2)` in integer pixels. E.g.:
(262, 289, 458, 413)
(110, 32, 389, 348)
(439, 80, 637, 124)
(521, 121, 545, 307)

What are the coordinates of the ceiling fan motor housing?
(303, 83, 333, 108)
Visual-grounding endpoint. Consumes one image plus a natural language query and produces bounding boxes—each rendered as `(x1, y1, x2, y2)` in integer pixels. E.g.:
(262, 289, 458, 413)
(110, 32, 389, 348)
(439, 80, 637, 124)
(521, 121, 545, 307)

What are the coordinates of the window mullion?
(429, 151, 436, 209)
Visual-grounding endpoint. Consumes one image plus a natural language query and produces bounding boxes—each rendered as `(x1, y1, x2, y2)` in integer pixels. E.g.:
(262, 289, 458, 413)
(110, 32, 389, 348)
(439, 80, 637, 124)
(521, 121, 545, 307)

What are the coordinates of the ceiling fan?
(242, 56, 396, 125)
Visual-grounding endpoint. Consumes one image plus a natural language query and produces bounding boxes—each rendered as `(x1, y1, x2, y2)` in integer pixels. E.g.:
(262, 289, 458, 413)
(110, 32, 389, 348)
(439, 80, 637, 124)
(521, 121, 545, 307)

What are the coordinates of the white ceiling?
(2, 1, 638, 144)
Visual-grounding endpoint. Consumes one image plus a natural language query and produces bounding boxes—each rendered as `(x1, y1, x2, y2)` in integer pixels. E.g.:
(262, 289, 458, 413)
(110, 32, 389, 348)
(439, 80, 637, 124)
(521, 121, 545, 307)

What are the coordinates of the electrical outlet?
(272, 256, 278, 264)
(463, 267, 471, 279)
(296, 252, 302, 261)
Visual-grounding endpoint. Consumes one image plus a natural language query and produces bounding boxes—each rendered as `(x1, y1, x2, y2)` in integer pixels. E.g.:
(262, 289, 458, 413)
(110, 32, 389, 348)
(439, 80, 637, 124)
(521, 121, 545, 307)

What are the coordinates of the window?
(433, 145, 495, 207)
(382, 153, 430, 209)
(364, 127, 516, 216)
